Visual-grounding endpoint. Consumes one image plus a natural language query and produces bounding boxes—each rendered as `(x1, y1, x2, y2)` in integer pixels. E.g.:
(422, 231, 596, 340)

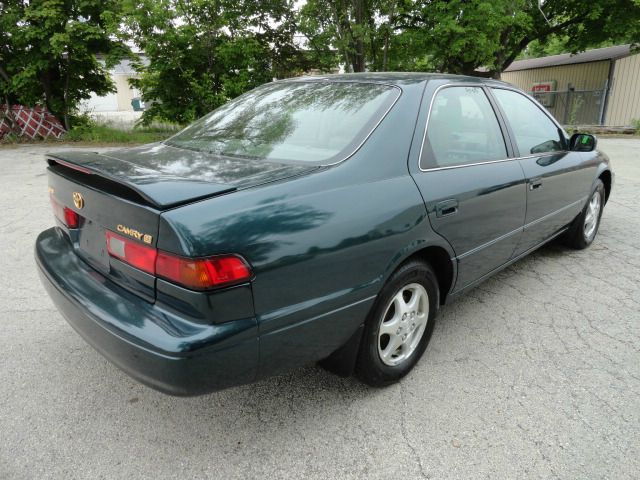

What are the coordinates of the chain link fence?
(532, 88, 608, 126)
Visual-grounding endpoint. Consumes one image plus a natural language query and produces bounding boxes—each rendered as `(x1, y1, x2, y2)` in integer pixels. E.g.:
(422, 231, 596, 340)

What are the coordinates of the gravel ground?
(0, 139, 638, 479)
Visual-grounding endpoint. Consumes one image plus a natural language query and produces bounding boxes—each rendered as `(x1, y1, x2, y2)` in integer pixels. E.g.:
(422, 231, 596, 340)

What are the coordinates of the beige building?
(502, 45, 640, 127)
(81, 58, 145, 113)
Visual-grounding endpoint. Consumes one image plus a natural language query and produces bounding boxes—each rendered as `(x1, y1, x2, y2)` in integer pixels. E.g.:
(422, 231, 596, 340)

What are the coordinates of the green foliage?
(123, 0, 307, 125)
(399, 0, 640, 77)
(567, 95, 585, 126)
(521, 36, 578, 59)
(298, 0, 416, 72)
(63, 123, 176, 143)
(631, 118, 640, 134)
(296, 1, 342, 71)
(298, 0, 640, 77)
(406, 0, 533, 75)
(382, 29, 433, 72)
(0, 0, 130, 129)
(3, 0, 640, 134)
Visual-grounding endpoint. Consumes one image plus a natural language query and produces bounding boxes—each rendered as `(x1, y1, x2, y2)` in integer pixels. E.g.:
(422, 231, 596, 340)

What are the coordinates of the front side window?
(423, 86, 507, 169)
(165, 81, 399, 164)
(492, 88, 565, 156)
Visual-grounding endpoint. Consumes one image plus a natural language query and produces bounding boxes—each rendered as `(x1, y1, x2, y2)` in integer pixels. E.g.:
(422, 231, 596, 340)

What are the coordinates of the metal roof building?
(501, 45, 640, 127)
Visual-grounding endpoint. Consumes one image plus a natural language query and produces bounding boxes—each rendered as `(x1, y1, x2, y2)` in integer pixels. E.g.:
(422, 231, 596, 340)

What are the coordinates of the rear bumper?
(35, 227, 258, 396)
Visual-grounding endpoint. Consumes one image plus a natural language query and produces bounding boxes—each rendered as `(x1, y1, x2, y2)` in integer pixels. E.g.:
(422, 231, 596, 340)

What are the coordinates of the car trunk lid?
(47, 143, 317, 209)
(46, 144, 317, 302)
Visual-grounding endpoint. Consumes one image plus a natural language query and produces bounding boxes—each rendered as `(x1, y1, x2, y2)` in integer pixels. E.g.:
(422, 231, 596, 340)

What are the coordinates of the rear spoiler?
(47, 153, 236, 209)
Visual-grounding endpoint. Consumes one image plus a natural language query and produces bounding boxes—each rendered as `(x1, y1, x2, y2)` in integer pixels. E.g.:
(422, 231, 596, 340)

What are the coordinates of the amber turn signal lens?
(156, 253, 251, 290)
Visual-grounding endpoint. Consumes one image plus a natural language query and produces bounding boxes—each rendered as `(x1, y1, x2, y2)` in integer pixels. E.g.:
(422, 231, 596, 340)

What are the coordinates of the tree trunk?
(367, 5, 378, 70)
(382, 29, 389, 71)
(330, 0, 353, 72)
(382, 5, 396, 72)
(0, 65, 21, 135)
(1, 97, 19, 135)
(63, 59, 71, 131)
(351, 0, 365, 72)
(40, 70, 55, 117)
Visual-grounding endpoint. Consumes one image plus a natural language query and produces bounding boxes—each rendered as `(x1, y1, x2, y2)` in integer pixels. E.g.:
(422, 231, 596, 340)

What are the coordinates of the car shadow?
(45, 238, 576, 442)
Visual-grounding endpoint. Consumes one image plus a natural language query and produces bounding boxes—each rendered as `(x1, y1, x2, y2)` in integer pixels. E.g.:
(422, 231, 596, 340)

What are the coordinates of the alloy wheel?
(377, 283, 429, 367)
(583, 191, 602, 241)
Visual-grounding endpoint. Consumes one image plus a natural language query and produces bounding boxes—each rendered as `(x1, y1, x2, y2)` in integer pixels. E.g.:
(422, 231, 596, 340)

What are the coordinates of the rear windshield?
(165, 81, 399, 164)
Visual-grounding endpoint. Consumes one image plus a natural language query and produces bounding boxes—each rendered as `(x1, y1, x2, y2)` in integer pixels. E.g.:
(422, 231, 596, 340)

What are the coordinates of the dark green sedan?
(36, 73, 613, 395)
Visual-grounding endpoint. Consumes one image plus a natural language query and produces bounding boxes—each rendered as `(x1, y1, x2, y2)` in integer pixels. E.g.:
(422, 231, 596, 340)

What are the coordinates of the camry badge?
(117, 224, 153, 244)
(72, 192, 84, 209)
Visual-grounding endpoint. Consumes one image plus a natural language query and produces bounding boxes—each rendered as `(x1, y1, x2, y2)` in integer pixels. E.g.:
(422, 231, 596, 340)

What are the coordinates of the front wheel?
(355, 260, 439, 387)
(563, 179, 605, 249)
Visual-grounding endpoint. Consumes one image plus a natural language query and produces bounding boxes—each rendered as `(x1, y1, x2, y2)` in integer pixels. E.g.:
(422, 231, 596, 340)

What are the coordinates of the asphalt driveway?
(1, 138, 639, 479)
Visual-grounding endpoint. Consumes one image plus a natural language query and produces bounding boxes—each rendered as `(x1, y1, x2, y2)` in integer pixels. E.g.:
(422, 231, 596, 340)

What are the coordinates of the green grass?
(1, 123, 180, 146)
(63, 124, 177, 144)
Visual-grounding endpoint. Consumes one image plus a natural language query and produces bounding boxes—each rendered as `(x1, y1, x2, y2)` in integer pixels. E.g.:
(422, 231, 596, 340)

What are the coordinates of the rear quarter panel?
(593, 148, 614, 196)
(157, 81, 454, 376)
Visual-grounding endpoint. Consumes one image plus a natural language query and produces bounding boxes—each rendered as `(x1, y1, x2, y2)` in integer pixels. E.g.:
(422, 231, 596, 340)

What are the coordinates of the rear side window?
(422, 86, 507, 169)
(492, 88, 565, 156)
(165, 81, 399, 165)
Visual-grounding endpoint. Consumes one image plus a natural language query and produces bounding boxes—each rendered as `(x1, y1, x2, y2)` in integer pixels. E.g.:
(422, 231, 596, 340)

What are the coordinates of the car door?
(411, 84, 527, 291)
(490, 87, 596, 255)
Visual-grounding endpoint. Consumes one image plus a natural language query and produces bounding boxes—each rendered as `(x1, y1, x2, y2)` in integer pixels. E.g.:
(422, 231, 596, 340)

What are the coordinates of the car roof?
(285, 72, 512, 88)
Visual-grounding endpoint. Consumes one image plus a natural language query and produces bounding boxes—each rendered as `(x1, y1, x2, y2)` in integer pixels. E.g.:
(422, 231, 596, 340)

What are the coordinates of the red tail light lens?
(156, 253, 251, 290)
(50, 195, 79, 228)
(106, 231, 156, 274)
(105, 231, 251, 290)
(64, 208, 80, 229)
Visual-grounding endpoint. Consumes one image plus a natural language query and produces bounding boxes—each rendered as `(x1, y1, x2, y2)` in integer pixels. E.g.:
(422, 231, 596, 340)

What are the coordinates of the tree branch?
(497, 15, 584, 73)
(0, 64, 10, 83)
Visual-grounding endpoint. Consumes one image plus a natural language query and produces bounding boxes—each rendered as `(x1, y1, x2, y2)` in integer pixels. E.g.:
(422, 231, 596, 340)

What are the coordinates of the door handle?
(529, 178, 543, 191)
(435, 199, 459, 217)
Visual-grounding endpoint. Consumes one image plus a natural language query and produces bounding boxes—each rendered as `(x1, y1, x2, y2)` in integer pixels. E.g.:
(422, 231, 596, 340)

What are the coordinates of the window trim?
(418, 83, 570, 172)
(418, 83, 512, 171)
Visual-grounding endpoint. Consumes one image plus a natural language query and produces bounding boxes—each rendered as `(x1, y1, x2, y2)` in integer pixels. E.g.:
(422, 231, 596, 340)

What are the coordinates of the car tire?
(563, 179, 605, 250)
(355, 260, 439, 387)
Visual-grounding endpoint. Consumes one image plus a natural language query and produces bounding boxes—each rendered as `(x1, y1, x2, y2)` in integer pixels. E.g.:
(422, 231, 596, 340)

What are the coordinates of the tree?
(298, 0, 640, 77)
(298, 0, 390, 73)
(123, 0, 305, 125)
(0, 0, 129, 129)
(296, 1, 344, 72)
(399, 0, 640, 78)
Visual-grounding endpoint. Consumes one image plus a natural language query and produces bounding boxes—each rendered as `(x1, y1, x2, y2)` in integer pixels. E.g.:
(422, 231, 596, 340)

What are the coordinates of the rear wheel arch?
(384, 245, 455, 305)
(405, 246, 455, 305)
(599, 170, 612, 203)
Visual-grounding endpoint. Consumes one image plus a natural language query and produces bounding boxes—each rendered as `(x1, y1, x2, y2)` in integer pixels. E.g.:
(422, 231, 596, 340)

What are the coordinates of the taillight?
(106, 231, 156, 274)
(105, 231, 251, 290)
(50, 195, 79, 228)
(156, 253, 251, 290)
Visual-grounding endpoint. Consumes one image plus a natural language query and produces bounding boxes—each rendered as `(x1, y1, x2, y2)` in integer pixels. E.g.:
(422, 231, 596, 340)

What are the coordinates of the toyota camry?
(36, 73, 613, 395)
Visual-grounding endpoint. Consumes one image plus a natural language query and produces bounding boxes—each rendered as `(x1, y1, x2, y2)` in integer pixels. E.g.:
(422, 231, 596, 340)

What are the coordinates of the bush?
(63, 124, 177, 144)
(1, 114, 179, 145)
(631, 118, 640, 134)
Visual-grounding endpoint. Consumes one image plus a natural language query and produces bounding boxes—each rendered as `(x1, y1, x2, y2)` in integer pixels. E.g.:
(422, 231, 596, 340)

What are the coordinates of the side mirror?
(569, 133, 597, 152)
